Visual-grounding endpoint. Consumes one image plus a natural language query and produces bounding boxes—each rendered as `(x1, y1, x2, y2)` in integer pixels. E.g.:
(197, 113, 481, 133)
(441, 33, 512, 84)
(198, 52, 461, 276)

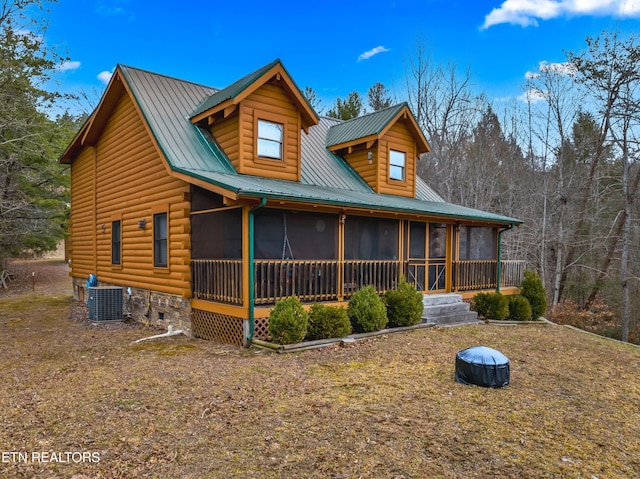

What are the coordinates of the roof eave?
(234, 189, 522, 225)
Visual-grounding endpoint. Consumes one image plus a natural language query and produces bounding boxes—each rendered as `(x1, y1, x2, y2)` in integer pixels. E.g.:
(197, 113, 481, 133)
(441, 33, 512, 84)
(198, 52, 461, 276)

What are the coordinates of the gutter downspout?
(247, 197, 267, 346)
(496, 223, 515, 294)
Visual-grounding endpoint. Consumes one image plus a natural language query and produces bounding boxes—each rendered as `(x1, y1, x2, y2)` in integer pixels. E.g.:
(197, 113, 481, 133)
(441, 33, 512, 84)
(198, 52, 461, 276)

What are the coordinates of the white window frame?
(389, 149, 406, 181)
(257, 119, 283, 160)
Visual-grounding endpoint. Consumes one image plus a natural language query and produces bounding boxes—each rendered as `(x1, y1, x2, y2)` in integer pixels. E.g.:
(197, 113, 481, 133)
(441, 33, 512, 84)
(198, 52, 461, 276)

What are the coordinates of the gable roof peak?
(189, 58, 317, 131)
(326, 102, 430, 152)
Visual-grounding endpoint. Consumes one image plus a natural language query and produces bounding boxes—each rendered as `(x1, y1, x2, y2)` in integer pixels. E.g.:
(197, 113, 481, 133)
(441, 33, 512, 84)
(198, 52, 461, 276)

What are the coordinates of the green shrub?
(306, 303, 351, 340)
(347, 285, 388, 333)
(520, 270, 547, 319)
(508, 294, 533, 321)
(471, 292, 509, 320)
(383, 276, 424, 328)
(268, 296, 308, 344)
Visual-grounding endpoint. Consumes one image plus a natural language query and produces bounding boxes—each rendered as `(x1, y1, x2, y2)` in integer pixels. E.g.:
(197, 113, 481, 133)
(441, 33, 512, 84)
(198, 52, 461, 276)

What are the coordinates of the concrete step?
(422, 293, 463, 306)
(423, 301, 471, 317)
(423, 310, 479, 326)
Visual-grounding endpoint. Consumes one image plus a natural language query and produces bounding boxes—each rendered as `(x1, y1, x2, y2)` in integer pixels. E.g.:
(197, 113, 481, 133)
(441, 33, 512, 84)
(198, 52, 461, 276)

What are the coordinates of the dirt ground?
(0, 260, 639, 478)
(0, 257, 73, 297)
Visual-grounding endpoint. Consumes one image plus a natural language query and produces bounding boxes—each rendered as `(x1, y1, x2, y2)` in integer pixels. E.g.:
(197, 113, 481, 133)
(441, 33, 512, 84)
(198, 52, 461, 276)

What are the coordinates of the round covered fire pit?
(455, 346, 510, 388)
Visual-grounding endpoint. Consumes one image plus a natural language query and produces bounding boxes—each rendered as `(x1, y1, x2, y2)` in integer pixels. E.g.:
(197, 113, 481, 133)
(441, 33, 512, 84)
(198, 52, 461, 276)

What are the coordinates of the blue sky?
(45, 0, 640, 114)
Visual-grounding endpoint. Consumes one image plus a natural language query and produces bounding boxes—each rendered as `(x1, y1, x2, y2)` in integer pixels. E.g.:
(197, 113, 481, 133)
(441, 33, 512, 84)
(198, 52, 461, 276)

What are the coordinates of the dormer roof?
(326, 103, 430, 154)
(190, 59, 318, 132)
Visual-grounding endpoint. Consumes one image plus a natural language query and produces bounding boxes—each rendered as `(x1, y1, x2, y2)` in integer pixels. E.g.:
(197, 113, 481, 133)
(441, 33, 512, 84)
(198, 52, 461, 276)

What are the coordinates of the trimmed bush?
(268, 296, 308, 344)
(520, 270, 547, 319)
(383, 276, 424, 328)
(508, 294, 533, 321)
(471, 292, 509, 320)
(306, 303, 351, 340)
(347, 285, 388, 333)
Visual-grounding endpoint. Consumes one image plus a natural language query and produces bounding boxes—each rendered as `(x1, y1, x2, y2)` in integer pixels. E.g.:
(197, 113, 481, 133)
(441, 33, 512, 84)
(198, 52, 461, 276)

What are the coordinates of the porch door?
(407, 222, 449, 292)
(428, 223, 448, 292)
(408, 222, 426, 291)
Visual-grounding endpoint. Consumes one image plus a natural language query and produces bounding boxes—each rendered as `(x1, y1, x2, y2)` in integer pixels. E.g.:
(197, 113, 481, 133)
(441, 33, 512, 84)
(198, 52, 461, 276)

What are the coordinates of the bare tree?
(568, 31, 640, 341)
(404, 38, 483, 203)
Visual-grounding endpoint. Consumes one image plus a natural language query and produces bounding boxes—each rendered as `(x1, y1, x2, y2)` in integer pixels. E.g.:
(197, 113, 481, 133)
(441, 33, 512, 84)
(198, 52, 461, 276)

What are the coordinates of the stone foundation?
(72, 277, 192, 335)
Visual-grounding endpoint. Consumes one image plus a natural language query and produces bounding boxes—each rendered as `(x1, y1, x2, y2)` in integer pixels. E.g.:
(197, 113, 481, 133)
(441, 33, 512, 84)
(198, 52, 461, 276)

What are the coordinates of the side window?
(111, 220, 121, 265)
(389, 149, 406, 181)
(257, 119, 283, 160)
(153, 212, 168, 268)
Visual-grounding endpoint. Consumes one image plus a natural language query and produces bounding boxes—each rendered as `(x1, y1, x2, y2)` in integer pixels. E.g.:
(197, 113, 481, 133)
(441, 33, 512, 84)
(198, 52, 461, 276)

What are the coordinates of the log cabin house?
(60, 59, 524, 346)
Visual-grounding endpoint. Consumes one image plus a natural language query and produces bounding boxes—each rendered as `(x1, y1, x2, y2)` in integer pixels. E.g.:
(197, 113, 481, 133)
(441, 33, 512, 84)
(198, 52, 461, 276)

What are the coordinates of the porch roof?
(177, 166, 522, 225)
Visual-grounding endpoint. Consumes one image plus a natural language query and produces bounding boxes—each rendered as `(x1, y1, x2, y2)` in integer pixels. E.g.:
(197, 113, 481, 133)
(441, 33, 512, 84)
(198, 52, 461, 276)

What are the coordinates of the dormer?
(326, 104, 430, 198)
(190, 59, 318, 181)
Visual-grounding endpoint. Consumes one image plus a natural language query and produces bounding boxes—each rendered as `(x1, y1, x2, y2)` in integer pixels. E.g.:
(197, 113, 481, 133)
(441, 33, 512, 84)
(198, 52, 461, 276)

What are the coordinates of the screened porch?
(190, 206, 525, 306)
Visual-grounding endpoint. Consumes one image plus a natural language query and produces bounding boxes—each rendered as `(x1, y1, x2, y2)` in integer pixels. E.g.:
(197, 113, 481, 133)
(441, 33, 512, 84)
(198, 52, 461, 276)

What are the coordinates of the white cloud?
(97, 70, 113, 84)
(96, 0, 128, 16)
(481, 0, 640, 29)
(357, 46, 390, 62)
(524, 61, 577, 82)
(56, 60, 81, 72)
(518, 87, 549, 103)
(538, 60, 578, 76)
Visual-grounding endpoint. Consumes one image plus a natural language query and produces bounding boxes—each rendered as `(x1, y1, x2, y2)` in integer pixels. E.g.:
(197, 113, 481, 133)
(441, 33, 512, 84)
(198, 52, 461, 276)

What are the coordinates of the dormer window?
(389, 149, 406, 181)
(257, 119, 283, 160)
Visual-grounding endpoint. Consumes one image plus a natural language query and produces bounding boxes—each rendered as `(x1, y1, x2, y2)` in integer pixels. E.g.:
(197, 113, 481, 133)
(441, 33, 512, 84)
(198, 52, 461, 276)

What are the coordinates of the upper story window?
(257, 119, 283, 160)
(389, 149, 406, 181)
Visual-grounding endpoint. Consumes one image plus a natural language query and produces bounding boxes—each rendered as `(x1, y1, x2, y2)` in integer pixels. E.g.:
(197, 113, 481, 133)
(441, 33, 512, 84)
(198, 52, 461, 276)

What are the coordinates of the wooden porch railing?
(343, 260, 401, 298)
(500, 260, 526, 288)
(453, 260, 526, 291)
(191, 259, 527, 305)
(454, 260, 497, 291)
(254, 260, 339, 305)
(191, 259, 243, 304)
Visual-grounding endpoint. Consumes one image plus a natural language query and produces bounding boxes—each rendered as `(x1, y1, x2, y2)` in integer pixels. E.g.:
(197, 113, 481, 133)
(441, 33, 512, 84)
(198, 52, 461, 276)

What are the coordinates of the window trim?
(153, 211, 168, 269)
(255, 113, 286, 162)
(389, 149, 406, 181)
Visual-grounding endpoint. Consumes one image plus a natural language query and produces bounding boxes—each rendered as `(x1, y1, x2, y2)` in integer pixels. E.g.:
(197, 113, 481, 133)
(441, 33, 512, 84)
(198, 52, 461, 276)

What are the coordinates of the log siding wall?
(238, 81, 301, 181)
(378, 121, 416, 197)
(69, 91, 192, 298)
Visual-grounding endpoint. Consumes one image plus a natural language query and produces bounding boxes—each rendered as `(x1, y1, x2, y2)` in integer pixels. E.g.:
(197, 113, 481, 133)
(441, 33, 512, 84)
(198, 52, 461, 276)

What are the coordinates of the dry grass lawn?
(0, 260, 638, 478)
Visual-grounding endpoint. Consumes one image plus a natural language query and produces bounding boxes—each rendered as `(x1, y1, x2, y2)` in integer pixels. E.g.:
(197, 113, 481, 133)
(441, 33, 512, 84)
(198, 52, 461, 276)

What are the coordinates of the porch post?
(496, 224, 514, 293)
(337, 213, 345, 302)
(246, 198, 266, 347)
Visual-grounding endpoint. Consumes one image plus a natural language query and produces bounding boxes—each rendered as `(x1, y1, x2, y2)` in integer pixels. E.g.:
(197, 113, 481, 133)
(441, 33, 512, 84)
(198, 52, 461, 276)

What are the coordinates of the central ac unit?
(88, 286, 123, 322)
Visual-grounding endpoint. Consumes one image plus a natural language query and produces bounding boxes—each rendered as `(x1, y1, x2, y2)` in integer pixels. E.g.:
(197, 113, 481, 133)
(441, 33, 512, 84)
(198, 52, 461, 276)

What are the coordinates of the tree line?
(0, 0, 84, 267)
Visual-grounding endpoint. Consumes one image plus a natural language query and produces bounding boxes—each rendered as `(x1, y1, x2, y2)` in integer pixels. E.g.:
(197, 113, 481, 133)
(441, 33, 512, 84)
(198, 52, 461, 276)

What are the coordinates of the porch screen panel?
(191, 208, 242, 259)
(459, 226, 497, 260)
(253, 209, 339, 303)
(254, 209, 337, 260)
(344, 216, 400, 294)
(344, 216, 399, 260)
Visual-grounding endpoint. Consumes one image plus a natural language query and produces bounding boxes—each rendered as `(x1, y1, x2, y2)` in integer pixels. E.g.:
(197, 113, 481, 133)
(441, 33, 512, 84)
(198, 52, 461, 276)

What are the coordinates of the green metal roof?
(191, 59, 281, 119)
(117, 63, 521, 226)
(172, 166, 522, 224)
(326, 104, 407, 147)
(119, 65, 236, 174)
